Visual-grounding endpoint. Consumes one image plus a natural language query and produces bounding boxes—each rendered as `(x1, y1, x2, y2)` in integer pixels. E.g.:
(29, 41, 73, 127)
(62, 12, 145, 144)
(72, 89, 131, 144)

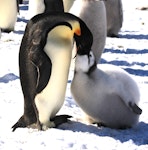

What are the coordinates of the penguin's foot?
(128, 102, 142, 115)
(12, 115, 72, 131)
(41, 115, 72, 131)
(51, 115, 72, 127)
(27, 122, 42, 130)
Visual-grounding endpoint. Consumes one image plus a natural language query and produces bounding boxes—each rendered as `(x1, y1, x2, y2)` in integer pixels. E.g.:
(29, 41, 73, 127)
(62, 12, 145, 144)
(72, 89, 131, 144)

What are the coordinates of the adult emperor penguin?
(28, 0, 64, 19)
(71, 51, 142, 129)
(12, 12, 93, 131)
(104, 0, 123, 37)
(0, 0, 18, 33)
(63, 0, 106, 62)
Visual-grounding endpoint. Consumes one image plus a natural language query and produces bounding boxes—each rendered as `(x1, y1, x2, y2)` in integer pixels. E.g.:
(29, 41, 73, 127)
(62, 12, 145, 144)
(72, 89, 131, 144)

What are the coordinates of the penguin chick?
(12, 12, 93, 131)
(0, 0, 18, 33)
(71, 51, 142, 129)
(104, 0, 123, 37)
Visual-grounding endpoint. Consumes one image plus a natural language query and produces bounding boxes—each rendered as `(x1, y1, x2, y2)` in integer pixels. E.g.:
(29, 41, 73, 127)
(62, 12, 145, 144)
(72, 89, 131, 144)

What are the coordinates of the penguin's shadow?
(118, 30, 148, 40)
(0, 73, 19, 83)
(59, 121, 148, 146)
(119, 33, 148, 40)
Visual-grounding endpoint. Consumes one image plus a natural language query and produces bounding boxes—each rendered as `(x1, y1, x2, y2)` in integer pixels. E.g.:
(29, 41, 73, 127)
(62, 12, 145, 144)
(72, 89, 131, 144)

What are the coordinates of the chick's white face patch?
(75, 51, 95, 73)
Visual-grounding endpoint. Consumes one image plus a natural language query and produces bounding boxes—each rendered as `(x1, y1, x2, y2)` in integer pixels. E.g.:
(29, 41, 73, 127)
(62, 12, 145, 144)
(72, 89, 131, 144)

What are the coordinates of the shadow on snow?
(0, 73, 19, 83)
(119, 34, 148, 40)
(103, 48, 148, 54)
(101, 48, 148, 76)
(59, 121, 148, 146)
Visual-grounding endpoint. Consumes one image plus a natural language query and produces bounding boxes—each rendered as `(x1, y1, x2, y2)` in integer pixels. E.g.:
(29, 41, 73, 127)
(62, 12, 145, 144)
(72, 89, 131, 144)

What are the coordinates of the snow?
(0, 0, 148, 149)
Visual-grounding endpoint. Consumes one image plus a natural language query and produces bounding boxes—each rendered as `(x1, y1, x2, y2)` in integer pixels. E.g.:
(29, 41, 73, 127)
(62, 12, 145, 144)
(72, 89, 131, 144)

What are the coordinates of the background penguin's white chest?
(0, 0, 17, 29)
(29, 0, 45, 18)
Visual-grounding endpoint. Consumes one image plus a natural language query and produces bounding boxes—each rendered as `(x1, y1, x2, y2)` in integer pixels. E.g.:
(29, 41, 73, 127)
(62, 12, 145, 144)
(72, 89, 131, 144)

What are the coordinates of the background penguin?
(63, 0, 107, 63)
(28, 0, 64, 19)
(104, 0, 123, 37)
(71, 51, 142, 129)
(0, 0, 18, 33)
(12, 12, 93, 131)
(62, 0, 75, 12)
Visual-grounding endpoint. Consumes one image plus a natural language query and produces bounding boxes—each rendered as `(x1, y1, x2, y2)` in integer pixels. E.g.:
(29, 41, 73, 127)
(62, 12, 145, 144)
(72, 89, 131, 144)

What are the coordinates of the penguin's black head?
(74, 20, 93, 57)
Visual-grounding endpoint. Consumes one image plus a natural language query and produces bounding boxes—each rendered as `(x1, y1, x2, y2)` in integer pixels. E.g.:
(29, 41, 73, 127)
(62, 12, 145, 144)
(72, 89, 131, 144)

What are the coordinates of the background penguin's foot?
(1, 28, 13, 33)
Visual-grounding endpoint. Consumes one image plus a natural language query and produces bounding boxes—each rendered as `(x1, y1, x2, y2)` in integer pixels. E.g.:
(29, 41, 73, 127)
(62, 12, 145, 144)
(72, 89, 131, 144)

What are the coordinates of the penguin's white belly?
(35, 26, 73, 127)
(35, 57, 71, 126)
(0, 0, 17, 29)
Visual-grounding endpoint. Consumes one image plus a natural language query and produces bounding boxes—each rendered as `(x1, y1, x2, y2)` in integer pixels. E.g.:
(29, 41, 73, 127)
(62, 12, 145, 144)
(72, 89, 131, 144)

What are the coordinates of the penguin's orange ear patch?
(75, 28, 81, 36)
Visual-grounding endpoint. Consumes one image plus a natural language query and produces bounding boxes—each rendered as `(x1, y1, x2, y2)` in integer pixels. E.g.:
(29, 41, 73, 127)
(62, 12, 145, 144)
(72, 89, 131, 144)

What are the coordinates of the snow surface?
(0, 0, 148, 149)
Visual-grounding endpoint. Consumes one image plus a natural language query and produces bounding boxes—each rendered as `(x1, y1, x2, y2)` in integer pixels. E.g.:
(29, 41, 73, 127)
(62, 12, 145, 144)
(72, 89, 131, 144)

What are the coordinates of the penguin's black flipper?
(129, 102, 142, 115)
(51, 115, 72, 127)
